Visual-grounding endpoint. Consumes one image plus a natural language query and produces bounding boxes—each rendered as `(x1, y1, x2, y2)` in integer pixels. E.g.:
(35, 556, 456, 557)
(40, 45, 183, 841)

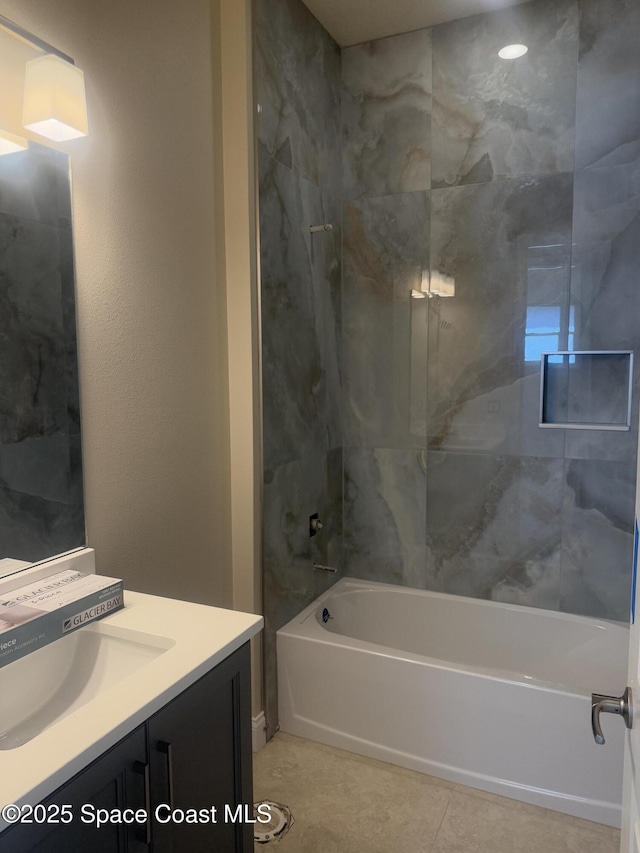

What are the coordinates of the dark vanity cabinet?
(0, 644, 253, 853)
(0, 727, 150, 853)
(148, 646, 253, 853)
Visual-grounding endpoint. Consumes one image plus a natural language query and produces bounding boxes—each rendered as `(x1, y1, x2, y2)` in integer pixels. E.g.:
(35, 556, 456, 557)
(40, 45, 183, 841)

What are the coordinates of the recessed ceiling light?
(498, 44, 528, 60)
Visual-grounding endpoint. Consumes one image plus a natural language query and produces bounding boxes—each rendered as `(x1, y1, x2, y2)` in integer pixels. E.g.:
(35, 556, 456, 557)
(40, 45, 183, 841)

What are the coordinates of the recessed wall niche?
(540, 351, 634, 430)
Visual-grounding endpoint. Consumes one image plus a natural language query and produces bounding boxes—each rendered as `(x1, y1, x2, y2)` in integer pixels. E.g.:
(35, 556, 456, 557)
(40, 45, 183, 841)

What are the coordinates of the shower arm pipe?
(0, 14, 75, 64)
(310, 224, 333, 233)
(313, 564, 337, 573)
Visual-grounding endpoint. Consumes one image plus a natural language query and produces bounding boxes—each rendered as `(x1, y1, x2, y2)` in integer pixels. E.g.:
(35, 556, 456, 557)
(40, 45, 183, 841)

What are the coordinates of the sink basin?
(0, 624, 174, 749)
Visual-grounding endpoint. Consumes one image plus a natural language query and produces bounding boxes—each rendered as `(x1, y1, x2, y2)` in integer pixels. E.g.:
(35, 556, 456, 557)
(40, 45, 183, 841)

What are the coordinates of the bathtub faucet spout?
(313, 563, 337, 573)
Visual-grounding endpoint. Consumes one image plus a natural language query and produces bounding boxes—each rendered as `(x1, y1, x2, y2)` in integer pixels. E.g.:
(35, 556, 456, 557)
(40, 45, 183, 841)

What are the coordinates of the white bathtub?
(277, 578, 629, 827)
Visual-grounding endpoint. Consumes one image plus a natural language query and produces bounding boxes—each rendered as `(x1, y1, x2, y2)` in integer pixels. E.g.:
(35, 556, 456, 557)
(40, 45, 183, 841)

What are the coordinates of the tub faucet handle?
(591, 687, 632, 745)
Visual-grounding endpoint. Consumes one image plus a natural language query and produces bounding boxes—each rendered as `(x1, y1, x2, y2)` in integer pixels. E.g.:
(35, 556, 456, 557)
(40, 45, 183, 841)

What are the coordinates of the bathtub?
(277, 578, 629, 827)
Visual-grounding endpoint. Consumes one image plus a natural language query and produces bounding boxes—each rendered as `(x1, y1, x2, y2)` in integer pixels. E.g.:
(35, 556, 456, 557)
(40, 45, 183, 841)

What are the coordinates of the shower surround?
(257, 0, 640, 735)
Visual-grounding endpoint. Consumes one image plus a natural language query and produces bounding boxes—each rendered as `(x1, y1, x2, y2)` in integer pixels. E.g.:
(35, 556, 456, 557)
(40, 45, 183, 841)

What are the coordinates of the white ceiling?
(301, 0, 531, 46)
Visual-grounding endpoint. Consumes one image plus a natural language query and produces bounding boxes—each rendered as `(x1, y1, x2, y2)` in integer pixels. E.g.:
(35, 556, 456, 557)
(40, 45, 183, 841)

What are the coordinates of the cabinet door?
(149, 643, 253, 853)
(0, 725, 149, 853)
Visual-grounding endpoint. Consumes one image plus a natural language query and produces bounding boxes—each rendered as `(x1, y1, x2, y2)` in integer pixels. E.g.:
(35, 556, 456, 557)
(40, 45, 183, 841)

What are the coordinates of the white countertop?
(0, 588, 263, 829)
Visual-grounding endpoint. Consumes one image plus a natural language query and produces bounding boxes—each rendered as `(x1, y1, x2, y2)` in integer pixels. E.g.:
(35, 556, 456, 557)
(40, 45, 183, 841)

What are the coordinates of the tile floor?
(253, 733, 620, 853)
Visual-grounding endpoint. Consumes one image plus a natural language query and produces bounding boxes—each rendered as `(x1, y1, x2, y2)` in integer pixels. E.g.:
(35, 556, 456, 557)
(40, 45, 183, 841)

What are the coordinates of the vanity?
(0, 550, 263, 853)
(0, 16, 265, 852)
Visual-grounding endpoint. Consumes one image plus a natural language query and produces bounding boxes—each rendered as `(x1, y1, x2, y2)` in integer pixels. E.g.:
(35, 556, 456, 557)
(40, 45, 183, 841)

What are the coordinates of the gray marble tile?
(342, 28, 432, 200)
(60, 224, 81, 436)
(326, 446, 344, 571)
(260, 149, 342, 470)
(342, 448, 426, 588)
(0, 481, 85, 565)
(563, 422, 639, 465)
(575, 0, 640, 171)
(263, 450, 342, 572)
(255, 0, 342, 196)
(263, 447, 343, 736)
(425, 452, 563, 607)
(0, 436, 71, 504)
(0, 213, 67, 447)
(428, 371, 565, 458)
(560, 459, 634, 621)
(485, 552, 562, 611)
(432, 0, 578, 188)
(428, 174, 573, 457)
(424, 549, 562, 611)
(0, 142, 71, 226)
(266, 560, 339, 628)
(262, 445, 342, 733)
(342, 191, 430, 449)
(571, 162, 640, 351)
(565, 160, 640, 460)
(311, 191, 343, 451)
(256, 0, 343, 738)
(68, 434, 85, 519)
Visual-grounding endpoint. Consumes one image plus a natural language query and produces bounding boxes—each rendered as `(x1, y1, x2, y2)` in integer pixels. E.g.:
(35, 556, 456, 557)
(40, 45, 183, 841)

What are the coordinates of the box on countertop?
(0, 570, 124, 668)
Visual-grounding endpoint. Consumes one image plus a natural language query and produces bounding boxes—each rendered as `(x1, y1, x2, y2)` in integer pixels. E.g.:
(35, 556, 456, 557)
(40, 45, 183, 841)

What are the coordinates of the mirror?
(0, 140, 85, 574)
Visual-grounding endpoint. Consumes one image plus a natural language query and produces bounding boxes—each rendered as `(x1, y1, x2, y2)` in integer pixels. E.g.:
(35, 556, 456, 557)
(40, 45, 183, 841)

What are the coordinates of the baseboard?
(252, 712, 267, 753)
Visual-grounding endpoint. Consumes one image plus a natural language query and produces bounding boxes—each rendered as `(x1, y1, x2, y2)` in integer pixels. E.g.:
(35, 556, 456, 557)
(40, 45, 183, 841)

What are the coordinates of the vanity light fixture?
(411, 269, 430, 298)
(22, 54, 88, 141)
(0, 129, 28, 156)
(412, 269, 456, 299)
(498, 44, 528, 60)
(429, 271, 456, 299)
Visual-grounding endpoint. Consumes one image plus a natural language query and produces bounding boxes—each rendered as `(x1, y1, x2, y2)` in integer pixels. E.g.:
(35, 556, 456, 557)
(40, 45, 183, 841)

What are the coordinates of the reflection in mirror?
(0, 141, 85, 571)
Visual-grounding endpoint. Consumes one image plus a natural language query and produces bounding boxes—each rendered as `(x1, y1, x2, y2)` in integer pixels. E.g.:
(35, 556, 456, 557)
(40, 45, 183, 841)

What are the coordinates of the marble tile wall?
(0, 143, 85, 564)
(340, 0, 640, 622)
(559, 0, 640, 619)
(341, 29, 432, 592)
(342, 191, 430, 449)
(427, 173, 574, 458)
(256, 0, 343, 738)
(431, 0, 578, 188)
(574, 0, 640, 173)
(342, 28, 432, 200)
(258, 0, 640, 736)
(255, 0, 341, 196)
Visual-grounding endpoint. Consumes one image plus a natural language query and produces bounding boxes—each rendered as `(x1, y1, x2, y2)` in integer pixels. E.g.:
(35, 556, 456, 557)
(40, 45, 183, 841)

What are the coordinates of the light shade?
(0, 129, 28, 156)
(22, 54, 88, 142)
(498, 44, 528, 60)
